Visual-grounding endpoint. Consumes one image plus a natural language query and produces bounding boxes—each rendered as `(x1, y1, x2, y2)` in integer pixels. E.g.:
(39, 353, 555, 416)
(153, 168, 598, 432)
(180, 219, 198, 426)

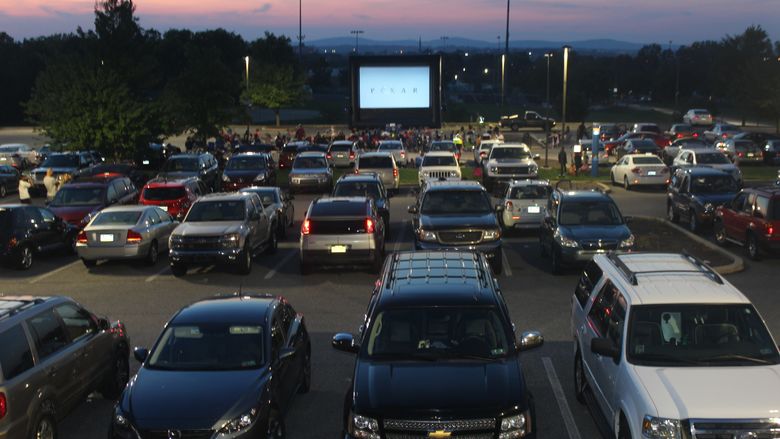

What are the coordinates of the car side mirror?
(407, 205, 419, 214)
(332, 333, 360, 354)
(519, 330, 544, 351)
(623, 216, 633, 224)
(591, 337, 620, 362)
(533, 154, 541, 160)
(133, 347, 149, 363)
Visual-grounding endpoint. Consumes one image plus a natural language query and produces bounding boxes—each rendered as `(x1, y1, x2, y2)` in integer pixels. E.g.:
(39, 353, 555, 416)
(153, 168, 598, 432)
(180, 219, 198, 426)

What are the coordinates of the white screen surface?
(359, 66, 430, 109)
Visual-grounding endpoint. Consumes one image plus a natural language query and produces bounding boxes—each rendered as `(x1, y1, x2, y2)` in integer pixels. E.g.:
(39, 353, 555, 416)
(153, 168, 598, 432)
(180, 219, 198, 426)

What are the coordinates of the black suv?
(158, 153, 221, 192)
(0, 204, 78, 270)
(333, 173, 392, 239)
(408, 181, 504, 273)
(332, 251, 543, 439)
(539, 186, 634, 274)
(667, 167, 740, 232)
(0, 296, 129, 439)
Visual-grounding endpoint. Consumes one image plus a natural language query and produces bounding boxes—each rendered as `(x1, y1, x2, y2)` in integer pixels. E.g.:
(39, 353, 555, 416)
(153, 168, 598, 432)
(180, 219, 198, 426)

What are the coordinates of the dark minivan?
(0, 205, 78, 270)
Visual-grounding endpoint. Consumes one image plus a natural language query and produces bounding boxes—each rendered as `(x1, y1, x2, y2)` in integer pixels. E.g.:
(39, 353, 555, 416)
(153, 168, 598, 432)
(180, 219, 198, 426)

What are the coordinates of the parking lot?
(2, 183, 779, 439)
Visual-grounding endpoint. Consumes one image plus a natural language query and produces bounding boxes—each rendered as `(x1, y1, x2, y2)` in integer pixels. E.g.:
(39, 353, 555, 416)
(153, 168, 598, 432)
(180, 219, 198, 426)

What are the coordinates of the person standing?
(577, 122, 586, 142)
(18, 176, 32, 204)
(558, 145, 568, 177)
(43, 168, 57, 202)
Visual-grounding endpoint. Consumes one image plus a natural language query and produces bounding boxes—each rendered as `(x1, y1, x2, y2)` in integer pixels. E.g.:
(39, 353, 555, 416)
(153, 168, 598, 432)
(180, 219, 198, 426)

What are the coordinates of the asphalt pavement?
(1, 183, 779, 439)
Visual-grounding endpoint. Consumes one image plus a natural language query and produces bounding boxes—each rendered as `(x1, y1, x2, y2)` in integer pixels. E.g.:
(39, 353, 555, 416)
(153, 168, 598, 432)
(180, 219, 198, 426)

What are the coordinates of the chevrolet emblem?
(428, 431, 452, 438)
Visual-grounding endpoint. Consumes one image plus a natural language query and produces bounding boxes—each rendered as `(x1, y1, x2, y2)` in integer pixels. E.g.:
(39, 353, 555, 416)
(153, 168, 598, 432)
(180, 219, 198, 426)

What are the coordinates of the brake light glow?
(326, 153, 332, 159)
(393, 168, 398, 177)
(400, 151, 406, 158)
(365, 218, 375, 234)
(77, 230, 88, 244)
(737, 152, 745, 158)
(676, 133, 683, 138)
(126, 230, 142, 244)
(0, 392, 6, 420)
(349, 152, 355, 159)
(693, 132, 699, 137)
(301, 219, 311, 235)
(768, 225, 774, 236)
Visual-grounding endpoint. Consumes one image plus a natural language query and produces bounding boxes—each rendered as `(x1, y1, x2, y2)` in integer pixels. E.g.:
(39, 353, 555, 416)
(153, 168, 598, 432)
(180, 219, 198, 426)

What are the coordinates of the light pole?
(440, 36, 449, 52)
(502, 0, 510, 108)
(350, 30, 364, 53)
(544, 52, 553, 167)
(297, 0, 304, 60)
(244, 56, 251, 136)
(561, 45, 571, 146)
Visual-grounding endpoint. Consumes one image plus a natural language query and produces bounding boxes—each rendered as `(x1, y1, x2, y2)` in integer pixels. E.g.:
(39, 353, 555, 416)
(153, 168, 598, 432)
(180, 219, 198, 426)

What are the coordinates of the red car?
(139, 177, 203, 220)
(48, 174, 139, 227)
(603, 131, 670, 156)
(714, 186, 780, 260)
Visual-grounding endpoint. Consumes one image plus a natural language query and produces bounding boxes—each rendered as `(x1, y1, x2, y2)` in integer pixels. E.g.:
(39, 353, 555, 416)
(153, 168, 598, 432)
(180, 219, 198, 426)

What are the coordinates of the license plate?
(648, 171, 657, 176)
(142, 160, 150, 165)
(99, 234, 114, 243)
(159, 206, 168, 212)
(527, 206, 541, 213)
(337, 154, 345, 158)
(330, 245, 347, 254)
(747, 153, 755, 158)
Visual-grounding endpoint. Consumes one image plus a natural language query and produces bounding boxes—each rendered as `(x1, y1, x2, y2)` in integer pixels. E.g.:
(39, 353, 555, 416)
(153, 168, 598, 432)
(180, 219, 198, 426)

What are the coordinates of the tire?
(689, 213, 698, 233)
(618, 414, 631, 439)
(0, 185, 6, 198)
(667, 203, 679, 223)
(267, 229, 278, 254)
(237, 246, 252, 275)
(144, 241, 158, 266)
(171, 263, 187, 277)
(713, 221, 727, 246)
(30, 412, 57, 439)
(277, 220, 287, 240)
(550, 248, 562, 275)
(623, 176, 630, 191)
(610, 173, 616, 186)
(298, 345, 311, 394)
(539, 237, 548, 258)
(372, 251, 383, 274)
(491, 249, 503, 275)
(100, 352, 129, 400)
(746, 233, 760, 261)
(16, 245, 33, 270)
(573, 350, 587, 404)
(266, 409, 286, 439)
(81, 258, 97, 268)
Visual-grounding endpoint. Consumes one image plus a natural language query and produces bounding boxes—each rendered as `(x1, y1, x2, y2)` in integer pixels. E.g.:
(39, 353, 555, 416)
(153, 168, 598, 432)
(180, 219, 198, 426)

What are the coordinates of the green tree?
(719, 26, 774, 126)
(244, 65, 305, 126)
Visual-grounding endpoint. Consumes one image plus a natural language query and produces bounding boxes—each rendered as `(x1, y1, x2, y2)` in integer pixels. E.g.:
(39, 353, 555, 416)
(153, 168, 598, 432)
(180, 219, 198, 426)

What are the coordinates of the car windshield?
(365, 307, 510, 360)
(674, 125, 692, 131)
(509, 185, 551, 200)
(41, 155, 79, 168)
(631, 142, 658, 152)
(334, 182, 381, 199)
(329, 144, 351, 152)
(0, 146, 20, 153)
(633, 157, 663, 165)
(293, 157, 327, 169)
(143, 187, 185, 201)
(421, 190, 492, 215)
(241, 189, 278, 206)
(627, 304, 780, 367)
(51, 187, 104, 206)
(91, 211, 142, 226)
(422, 156, 457, 167)
(559, 201, 623, 226)
(163, 158, 199, 172)
(379, 143, 402, 150)
(226, 156, 268, 170)
(429, 142, 456, 152)
(185, 200, 245, 222)
(359, 156, 393, 168)
(147, 323, 264, 371)
(697, 153, 730, 164)
(491, 148, 530, 160)
(690, 175, 738, 193)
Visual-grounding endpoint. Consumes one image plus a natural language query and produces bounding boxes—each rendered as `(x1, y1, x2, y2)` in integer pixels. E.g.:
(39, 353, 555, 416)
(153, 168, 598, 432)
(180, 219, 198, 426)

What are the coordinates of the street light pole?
(297, 0, 304, 60)
(561, 46, 571, 146)
(544, 52, 552, 167)
(245, 56, 251, 137)
(502, 0, 510, 108)
(350, 30, 364, 54)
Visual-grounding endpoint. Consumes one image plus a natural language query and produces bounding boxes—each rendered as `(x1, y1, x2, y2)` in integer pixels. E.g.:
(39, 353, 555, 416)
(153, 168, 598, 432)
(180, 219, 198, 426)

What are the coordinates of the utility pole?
(502, 0, 510, 108)
(245, 56, 251, 136)
(297, 0, 304, 60)
(544, 52, 552, 167)
(350, 30, 364, 54)
(562, 46, 571, 146)
(418, 36, 422, 53)
(440, 36, 449, 52)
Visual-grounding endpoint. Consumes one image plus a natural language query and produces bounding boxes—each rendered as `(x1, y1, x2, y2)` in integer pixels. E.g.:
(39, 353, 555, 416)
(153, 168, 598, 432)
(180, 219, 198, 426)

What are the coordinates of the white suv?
(418, 151, 461, 186)
(570, 252, 780, 439)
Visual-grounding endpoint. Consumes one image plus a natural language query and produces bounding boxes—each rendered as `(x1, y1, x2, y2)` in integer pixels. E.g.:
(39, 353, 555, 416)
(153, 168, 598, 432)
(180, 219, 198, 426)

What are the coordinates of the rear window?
(632, 157, 663, 165)
(359, 156, 393, 168)
(283, 144, 299, 152)
(163, 158, 199, 172)
(91, 211, 142, 226)
(694, 110, 710, 115)
(509, 185, 551, 199)
(144, 187, 186, 201)
(379, 143, 402, 150)
(334, 181, 381, 199)
(0, 325, 34, 380)
(311, 201, 367, 217)
(329, 144, 351, 152)
(226, 156, 267, 170)
(293, 156, 328, 169)
(673, 124, 692, 131)
(756, 196, 779, 220)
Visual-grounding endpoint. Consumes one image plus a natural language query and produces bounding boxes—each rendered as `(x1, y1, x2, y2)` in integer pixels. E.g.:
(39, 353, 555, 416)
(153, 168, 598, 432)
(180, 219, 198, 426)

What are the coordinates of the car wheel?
(81, 258, 97, 268)
(667, 203, 679, 223)
(298, 346, 311, 394)
(689, 213, 698, 233)
(746, 233, 760, 261)
(278, 220, 287, 240)
(574, 350, 587, 404)
(266, 409, 286, 439)
(171, 263, 187, 277)
(237, 246, 252, 275)
(67, 233, 77, 255)
(267, 229, 278, 255)
(31, 412, 57, 439)
(491, 249, 503, 275)
(0, 185, 6, 198)
(100, 352, 130, 400)
(618, 414, 631, 439)
(610, 172, 616, 186)
(550, 248, 562, 275)
(144, 241, 158, 266)
(16, 245, 33, 270)
(713, 221, 727, 246)
(623, 176, 630, 191)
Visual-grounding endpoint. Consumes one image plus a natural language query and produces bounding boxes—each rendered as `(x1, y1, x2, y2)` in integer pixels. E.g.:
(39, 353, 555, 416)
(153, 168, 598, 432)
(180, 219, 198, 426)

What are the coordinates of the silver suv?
(0, 296, 129, 439)
(355, 153, 400, 192)
(299, 197, 386, 274)
(482, 144, 540, 193)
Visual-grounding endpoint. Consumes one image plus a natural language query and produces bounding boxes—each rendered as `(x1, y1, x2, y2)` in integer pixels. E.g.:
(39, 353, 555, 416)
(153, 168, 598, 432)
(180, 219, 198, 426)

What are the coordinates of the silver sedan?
(76, 205, 178, 267)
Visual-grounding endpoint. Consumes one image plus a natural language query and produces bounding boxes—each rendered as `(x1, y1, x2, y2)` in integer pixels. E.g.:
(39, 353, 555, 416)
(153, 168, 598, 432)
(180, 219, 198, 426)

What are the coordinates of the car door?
(281, 304, 308, 395)
(571, 261, 605, 336)
(269, 313, 294, 412)
(614, 157, 627, 182)
(723, 193, 747, 240)
(541, 194, 559, 253)
(676, 175, 693, 220)
(154, 209, 176, 249)
(52, 303, 110, 397)
(734, 192, 756, 243)
(251, 196, 269, 246)
(25, 207, 58, 252)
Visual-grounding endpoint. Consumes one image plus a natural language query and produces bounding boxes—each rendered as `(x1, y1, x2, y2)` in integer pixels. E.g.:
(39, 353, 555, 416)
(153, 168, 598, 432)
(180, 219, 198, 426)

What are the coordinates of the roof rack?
(0, 297, 45, 320)
(607, 251, 723, 286)
(386, 251, 488, 293)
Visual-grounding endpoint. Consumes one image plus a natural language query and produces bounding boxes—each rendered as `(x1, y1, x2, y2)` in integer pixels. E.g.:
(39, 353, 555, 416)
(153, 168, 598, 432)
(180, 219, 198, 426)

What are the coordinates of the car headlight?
(483, 229, 501, 241)
(490, 167, 499, 173)
(499, 412, 528, 438)
(254, 174, 266, 182)
(222, 174, 231, 182)
(449, 170, 460, 178)
(112, 408, 139, 438)
(554, 229, 579, 248)
(347, 412, 380, 439)
(703, 203, 714, 214)
(418, 229, 438, 242)
(642, 416, 682, 439)
(620, 234, 635, 249)
(220, 233, 241, 249)
(214, 407, 259, 438)
(529, 165, 538, 174)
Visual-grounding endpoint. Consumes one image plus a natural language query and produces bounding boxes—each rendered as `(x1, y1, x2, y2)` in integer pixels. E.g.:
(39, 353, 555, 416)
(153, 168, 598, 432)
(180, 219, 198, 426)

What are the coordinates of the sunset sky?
(1, 0, 777, 44)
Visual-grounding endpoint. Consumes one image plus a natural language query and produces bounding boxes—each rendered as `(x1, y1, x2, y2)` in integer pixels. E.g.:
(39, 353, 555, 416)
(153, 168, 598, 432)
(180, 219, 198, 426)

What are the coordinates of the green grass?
(740, 165, 780, 181)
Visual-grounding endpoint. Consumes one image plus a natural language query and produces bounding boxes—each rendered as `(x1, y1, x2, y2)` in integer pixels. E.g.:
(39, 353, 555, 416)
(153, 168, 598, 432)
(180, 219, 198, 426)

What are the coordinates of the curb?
(634, 215, 744, 275)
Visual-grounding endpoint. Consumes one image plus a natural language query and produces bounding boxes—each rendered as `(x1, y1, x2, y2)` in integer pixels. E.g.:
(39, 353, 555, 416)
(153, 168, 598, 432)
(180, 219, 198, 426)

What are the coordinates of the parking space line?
(28, 260, 81, 284)
(502, 249, 513, 277)
(264, 250, 297, 280)
(393, 221, 409, 252)
(145, 265, 170, 283)
(542, 357, 582, 439)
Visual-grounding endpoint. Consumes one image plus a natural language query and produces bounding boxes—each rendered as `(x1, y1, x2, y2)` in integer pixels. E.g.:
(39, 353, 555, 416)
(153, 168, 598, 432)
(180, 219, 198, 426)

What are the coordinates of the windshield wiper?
(370, 352, 440, 362)
(443, 352, 503, 361)
(697, 354, 771, 365)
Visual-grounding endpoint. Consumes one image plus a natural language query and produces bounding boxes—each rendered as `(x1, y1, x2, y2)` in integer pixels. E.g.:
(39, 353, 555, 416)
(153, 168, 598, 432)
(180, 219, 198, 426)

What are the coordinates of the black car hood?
(123, 368, 268, 430)
(224, 170, 268, 179)
(420, 212, 498, 230)
(157, 171, 199, 180)
(691, 193, 737, 205)
(353, 359, 527, 417)
(560, 224, 632, 241)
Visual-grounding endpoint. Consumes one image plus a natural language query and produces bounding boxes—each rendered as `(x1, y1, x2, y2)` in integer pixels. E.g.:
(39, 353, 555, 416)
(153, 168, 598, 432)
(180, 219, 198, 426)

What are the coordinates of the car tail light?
(738, 152, 744, 158)
(400, 151, 406, 158)
(365, 218, 375, 234)
(126, 230, 142, 244)
(456, 153, 461, 161)
(393, 168, 398, 177)
(767, 225, 774, 236)
(77, 230, 88, 244)
(676, 133, 683, 138)
(631, 167, 642, 175)
(480, 151, 487, 157)
(326, 153, 332, 159)
(349, 152, 355, 160)
(301, 219, 311, 235)
(0, 392, 6, 420)
(693, 132, 699, 137)
(354, 168, 360, 174)
(505, 201, 514, 211)
(722, 134, 728, 138)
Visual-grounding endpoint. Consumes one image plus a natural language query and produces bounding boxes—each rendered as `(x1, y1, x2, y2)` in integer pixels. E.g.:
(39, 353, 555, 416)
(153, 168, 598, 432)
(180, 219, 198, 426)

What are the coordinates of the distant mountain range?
(308, 37, 650, 53)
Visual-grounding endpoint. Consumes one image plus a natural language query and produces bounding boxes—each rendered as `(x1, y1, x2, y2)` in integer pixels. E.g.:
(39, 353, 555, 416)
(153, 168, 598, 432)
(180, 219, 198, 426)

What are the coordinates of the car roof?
(0, 204, 27, 209)
(556, 189, 611, 201)
(744, 186, 780, 197)
(337, 174, 382, 183)
(170, 295, 277, 325)
(99, 205, 157, 213)
(296, 151, 327, 158)
(377, 252, 497, 307)
(423, 151, 457, 158)
(677, 167, 729, 176)
(199, 192, 254, 201)
(330, 140, 354, 145)
(596, 253, 748, 305)
(359, 152, 394, 159)
(144, 178, 192, 188)
(423, 180, 485, 191)
(314, 196, 369, 204)
(491, 143, 529, 149)
(508, 179, 551, 187)
(229, 153, 271, 159)
(0, 296, 68, 325)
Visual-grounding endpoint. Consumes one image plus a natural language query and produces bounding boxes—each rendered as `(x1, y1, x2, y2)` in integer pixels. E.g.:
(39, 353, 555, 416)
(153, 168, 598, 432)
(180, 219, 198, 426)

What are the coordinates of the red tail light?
(77, 230, 87, 244)
(767, 225, 774, 236)
(456, 153, 461, 161)
(631, 167, 642, 175)
(676, 133, 683, 138)
(400, 151, 406, 158)
(0, 392, 6, 420)
(126, 230, 142, 244)
(354, 168, 360, 174)
(365, 218, 375, 234)
(722, 134, 728, 138)
(393, 168, 398, 177)
(480, 151, 487, 157)
(693, 132, 699, 137)
(349, 152, 355, 160)
(326, 153, 332, 159)
(505, 201, 514, 210)
(738, 152, 744, 158)
(301, 219, 311, 235)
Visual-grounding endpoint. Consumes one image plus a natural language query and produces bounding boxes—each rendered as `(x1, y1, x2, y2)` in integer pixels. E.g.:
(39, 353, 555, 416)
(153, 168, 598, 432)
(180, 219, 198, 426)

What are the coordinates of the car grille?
(140, 430, 213, 439)
(690, 419, 780, 439)
(493, 166, 529, 175)
(384, 418, 496, 439)
(424, 171, 454, 179)
(437, 230, 483, 245)
(580, 239, 618, 251)
(174, 236, 221, 250)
